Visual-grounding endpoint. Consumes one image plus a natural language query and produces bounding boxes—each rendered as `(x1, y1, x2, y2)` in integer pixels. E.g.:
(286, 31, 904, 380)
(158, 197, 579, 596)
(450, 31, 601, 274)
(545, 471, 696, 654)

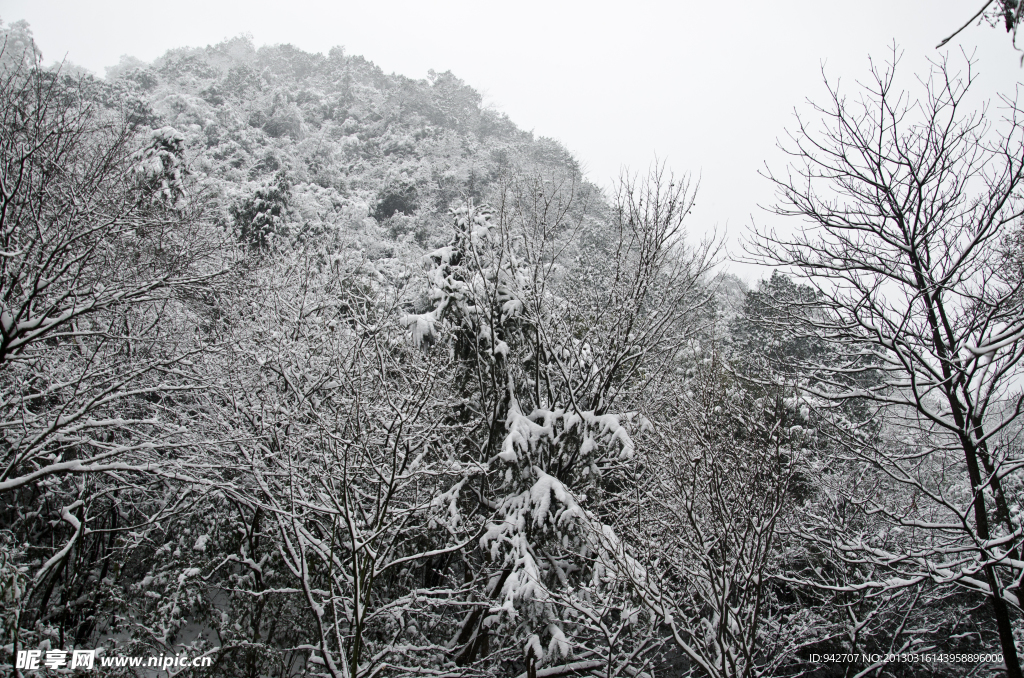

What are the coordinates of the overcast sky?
(3, 1, 1022, 282)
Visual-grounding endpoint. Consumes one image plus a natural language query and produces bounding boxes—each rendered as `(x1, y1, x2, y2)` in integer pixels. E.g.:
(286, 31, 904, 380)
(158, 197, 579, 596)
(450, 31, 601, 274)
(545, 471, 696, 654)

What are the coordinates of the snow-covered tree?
(627, 347, 818, 678)
(133, 126, 189, 206)
(0, 57, 230, 664)
(749, 51, 1024, 674)
(400, 164, 714, 676)
(232, 170, 292, 251)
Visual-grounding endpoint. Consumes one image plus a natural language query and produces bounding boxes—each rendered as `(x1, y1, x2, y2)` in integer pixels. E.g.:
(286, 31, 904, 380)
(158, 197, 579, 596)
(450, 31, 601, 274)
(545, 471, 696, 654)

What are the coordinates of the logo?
(13, 648, 211, 671)
(15, 649, 95, 671)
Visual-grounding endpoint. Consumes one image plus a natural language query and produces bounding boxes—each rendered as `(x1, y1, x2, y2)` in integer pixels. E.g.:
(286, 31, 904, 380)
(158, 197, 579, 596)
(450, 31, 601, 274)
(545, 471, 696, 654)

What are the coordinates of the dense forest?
(1, 17, 1023, 678)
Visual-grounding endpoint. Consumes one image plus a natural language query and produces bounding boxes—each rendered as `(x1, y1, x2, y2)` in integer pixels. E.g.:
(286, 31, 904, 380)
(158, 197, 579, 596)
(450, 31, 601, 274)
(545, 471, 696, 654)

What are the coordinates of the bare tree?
(194, 244, 484, 678)
(0, 61, 229, 667)
(615, 345, 813, 678)
(748, 50, 1024, 675)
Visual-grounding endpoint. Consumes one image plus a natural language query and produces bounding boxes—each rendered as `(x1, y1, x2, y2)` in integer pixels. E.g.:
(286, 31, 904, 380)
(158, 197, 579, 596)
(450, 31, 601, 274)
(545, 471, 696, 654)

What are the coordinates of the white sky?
(3, 1, 1022, 283)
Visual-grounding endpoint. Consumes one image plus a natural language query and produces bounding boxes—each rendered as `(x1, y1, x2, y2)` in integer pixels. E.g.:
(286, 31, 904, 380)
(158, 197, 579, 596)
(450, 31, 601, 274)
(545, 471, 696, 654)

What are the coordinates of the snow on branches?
(401, 195, 664, 673)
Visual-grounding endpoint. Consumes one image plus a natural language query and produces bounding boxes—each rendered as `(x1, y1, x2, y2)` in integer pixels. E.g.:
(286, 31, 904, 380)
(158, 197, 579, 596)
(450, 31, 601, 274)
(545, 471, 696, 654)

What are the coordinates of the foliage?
(133, 126, 190, 206)
(232, 170, 291, 250)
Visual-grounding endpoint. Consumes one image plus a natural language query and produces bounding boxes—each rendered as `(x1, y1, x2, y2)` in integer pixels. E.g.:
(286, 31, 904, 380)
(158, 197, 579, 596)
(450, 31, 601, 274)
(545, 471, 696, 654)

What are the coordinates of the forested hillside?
(108, 32, 585, 254)
(2, 19, 1023, 678)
